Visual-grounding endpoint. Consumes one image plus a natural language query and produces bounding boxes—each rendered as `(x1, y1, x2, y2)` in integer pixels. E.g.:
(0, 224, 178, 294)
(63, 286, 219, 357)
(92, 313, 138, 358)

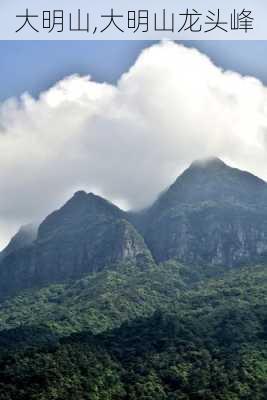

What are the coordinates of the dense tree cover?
(0, 260, 266, 336)
(1, 158, 267, 399)
(0, 260, 208, 335)
(0, 306, 266, 399)
(0, 263, 266, 399)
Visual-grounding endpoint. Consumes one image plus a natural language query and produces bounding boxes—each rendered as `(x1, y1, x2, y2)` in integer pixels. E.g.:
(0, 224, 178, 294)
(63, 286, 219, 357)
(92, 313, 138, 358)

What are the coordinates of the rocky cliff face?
(141, 158, 267, 267)
(0, 191, 151, 297)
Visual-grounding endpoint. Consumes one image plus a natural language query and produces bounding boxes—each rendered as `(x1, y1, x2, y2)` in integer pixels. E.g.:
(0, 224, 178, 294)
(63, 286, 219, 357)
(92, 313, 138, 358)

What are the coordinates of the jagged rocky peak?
(0, 190, 152, 298)
(143, 157, 267, 267)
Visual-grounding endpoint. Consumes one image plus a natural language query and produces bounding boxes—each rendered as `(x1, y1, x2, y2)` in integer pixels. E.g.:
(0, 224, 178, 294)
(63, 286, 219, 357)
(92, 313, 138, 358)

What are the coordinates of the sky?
(2, 41, 267, 101)
(1, 40, 267, 248)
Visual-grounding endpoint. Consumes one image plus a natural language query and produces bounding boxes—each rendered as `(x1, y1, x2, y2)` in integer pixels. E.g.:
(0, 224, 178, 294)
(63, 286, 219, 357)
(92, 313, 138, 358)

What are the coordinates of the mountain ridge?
(2, 157, 267, 298)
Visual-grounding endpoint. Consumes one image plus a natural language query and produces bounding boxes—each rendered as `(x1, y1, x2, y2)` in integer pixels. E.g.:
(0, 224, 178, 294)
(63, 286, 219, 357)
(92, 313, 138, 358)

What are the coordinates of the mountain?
(0, 158, 267, 399)
(0, 224, 37, 262)
(0, 191, 151, 298)
(2, 157, 267, 299)
(141, 157, 267, 267)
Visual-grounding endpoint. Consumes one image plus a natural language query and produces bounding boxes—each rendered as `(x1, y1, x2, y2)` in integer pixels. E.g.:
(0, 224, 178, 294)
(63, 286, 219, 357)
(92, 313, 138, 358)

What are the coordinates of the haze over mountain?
(0, 224, 37, 263)
(1, 157, 267, 299)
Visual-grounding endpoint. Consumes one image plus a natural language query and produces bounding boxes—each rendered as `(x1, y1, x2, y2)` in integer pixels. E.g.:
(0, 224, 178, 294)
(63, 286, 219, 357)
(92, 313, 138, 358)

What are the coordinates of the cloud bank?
(1, 41, 267, 247)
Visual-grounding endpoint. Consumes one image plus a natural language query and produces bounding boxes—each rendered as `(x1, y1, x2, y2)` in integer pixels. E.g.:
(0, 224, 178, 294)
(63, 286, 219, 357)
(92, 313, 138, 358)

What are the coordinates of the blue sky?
(1, 40, 267, 101)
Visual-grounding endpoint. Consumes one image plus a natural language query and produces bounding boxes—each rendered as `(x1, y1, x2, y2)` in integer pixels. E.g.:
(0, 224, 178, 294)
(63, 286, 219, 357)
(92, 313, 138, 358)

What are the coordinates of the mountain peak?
(189, 157, 226, 170)
(151, 156, 267, 216)
(73, 190, 87, 198)
(69, 191, 111, 209)
(144, 158, 267, 267)
(72, 190, 106, 203)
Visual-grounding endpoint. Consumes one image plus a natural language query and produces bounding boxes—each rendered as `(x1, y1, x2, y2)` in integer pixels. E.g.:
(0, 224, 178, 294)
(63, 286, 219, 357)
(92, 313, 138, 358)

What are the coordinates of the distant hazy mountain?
(0, 224, 37, 262)
(1, 157, 267, 298)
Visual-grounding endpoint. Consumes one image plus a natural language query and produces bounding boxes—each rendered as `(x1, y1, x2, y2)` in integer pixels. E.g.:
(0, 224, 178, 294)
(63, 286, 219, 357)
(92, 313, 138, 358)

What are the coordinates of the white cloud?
(1, 41, 267, 248)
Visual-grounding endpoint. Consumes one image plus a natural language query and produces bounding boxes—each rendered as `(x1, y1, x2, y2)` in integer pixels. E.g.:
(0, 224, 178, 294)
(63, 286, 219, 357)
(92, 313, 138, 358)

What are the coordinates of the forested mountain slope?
(0, 158, 267, 399)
